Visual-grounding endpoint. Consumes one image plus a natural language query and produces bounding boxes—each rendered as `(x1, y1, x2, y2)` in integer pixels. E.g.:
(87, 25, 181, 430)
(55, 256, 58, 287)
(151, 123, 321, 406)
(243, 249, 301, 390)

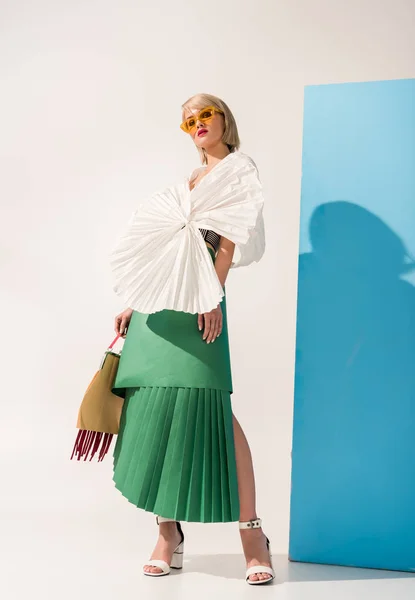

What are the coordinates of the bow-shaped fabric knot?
(109, 150, 265, 314)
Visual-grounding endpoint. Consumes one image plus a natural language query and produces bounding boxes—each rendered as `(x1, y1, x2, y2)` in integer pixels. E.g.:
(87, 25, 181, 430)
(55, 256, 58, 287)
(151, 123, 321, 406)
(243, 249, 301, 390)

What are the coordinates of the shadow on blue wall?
(291, 201, 415, 570)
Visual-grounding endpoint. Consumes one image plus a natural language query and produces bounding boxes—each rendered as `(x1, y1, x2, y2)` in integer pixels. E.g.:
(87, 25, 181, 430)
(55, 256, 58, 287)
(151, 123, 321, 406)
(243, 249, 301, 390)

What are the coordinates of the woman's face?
(182, 106, 225, 150)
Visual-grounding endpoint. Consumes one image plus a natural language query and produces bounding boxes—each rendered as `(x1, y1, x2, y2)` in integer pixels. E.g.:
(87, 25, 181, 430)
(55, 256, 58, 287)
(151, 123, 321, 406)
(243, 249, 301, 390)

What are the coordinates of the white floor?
(3, 511, 415, 600)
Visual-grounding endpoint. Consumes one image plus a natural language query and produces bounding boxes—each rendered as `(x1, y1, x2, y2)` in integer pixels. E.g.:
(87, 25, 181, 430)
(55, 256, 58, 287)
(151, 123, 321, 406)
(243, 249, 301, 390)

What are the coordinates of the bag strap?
(108, 334, 121, 350)
(99, 333, 122, 369)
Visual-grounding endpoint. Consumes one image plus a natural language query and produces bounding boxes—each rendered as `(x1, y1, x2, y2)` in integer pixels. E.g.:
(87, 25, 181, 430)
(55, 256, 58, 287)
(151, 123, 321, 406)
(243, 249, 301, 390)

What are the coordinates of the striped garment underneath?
(199, 229, 221, 252)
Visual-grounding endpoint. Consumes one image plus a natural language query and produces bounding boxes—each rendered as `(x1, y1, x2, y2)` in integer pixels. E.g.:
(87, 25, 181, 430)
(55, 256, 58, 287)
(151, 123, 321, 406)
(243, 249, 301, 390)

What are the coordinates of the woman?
(109, 93, 274, 585)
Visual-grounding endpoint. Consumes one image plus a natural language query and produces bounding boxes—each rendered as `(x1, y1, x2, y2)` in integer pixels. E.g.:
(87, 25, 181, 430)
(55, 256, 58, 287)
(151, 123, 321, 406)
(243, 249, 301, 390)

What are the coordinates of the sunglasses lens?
(199, 108, 213, 120)
(185, 117, 196, 132)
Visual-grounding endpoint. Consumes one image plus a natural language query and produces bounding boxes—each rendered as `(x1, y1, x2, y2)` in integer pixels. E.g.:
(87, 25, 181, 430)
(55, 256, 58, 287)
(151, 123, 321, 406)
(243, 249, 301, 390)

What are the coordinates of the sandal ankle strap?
(239, 518, 262, 529)
(156, 515, 177, 524)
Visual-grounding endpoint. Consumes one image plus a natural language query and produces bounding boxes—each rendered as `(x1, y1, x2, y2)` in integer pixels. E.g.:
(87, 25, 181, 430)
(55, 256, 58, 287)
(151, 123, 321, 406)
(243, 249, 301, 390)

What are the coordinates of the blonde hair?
(181, 93, 241, 165)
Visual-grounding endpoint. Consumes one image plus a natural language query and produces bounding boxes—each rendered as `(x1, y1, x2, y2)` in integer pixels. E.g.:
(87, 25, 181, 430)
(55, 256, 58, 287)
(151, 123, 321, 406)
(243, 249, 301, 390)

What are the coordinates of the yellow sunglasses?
(180, 105, 224, 134)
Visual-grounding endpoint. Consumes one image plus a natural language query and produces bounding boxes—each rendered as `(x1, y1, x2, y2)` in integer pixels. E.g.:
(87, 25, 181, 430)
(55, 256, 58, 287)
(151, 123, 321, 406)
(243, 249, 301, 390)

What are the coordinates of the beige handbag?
(71, 334, 125, 461)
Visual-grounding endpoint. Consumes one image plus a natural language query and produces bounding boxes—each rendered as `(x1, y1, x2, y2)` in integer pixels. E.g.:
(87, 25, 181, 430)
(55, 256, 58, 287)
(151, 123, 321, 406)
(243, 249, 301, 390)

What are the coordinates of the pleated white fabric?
(109, 150, 265, 314)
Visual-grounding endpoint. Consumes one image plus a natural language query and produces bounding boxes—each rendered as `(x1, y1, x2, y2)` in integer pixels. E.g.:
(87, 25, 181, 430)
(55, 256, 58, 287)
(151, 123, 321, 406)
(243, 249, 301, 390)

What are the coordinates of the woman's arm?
(214, 236, 236, 288)
(198, 236, 235, 343)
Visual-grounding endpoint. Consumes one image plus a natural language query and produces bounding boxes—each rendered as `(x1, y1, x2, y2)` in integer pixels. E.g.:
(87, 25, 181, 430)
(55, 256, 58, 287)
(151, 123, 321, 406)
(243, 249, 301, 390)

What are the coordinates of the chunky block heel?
(169, 540, 184, 569)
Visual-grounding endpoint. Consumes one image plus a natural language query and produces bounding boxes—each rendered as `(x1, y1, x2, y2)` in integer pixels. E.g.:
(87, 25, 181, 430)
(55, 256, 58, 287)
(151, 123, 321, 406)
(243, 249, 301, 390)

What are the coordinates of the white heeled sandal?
(239, 518, 275, 585)
(143, 516, 184, 577)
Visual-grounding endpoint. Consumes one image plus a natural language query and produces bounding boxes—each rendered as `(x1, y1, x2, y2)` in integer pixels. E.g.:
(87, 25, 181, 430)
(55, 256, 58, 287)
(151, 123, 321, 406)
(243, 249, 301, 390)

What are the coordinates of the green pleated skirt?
(110, 247, 240, 522)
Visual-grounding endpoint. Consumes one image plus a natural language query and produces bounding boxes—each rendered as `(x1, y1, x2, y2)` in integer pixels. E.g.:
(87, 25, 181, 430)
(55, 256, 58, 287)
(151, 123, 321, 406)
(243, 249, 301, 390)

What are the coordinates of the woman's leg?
(233, 413, 273, 582)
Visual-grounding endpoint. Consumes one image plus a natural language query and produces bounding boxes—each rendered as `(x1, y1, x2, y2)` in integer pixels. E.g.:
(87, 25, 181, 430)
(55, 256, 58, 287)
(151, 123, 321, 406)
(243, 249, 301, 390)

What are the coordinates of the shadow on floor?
(184, 554, 415, 582)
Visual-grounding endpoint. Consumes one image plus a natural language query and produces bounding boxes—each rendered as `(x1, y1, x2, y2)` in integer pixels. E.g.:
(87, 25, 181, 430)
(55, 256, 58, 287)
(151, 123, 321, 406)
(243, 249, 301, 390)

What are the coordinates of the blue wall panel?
(289, 78, 415, 572)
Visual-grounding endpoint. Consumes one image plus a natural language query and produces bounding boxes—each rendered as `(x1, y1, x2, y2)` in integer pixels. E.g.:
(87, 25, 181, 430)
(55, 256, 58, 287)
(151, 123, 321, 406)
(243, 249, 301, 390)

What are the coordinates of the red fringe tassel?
(70, 430, 114, 462)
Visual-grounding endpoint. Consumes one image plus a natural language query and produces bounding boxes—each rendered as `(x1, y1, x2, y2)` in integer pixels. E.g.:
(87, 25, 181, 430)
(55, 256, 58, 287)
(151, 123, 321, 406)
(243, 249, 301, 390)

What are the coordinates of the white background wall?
(1, 0, 414, 596)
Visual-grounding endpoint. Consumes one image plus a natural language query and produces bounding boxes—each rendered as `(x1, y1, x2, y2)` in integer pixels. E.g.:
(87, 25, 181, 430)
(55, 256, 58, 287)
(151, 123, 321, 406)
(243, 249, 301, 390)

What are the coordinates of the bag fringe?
(70, 430, 114, 462)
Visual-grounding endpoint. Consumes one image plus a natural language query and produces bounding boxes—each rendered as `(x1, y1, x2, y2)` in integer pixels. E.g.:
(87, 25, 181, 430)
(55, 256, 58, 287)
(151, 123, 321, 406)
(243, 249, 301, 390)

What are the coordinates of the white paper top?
(109, 150, 266, 314)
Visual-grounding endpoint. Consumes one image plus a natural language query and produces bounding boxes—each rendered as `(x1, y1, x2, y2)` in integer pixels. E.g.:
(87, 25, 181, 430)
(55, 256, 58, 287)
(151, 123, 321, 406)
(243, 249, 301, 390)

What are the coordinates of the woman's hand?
(114, 308, 133, 338)
(198, 304, 223, 343)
